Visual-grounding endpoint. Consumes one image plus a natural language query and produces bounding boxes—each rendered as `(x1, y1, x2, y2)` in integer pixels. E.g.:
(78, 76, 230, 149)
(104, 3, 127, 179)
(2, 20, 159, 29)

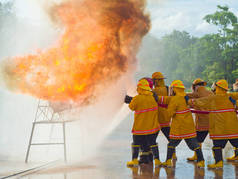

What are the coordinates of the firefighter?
(126, 79, 162, 168)
(189, 79, 238, 168)
(152, 72, 177, 160)
(125, 77, 157, 164)
(140, 77, 158, 164)
(186, 78, 213, 161)
(157, 80, 205, 168)
(226, 90, 238, 161)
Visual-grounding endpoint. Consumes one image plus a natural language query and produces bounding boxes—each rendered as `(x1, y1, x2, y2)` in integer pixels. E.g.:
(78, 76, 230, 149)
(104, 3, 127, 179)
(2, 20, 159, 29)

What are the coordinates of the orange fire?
(2, 0, 150, 103)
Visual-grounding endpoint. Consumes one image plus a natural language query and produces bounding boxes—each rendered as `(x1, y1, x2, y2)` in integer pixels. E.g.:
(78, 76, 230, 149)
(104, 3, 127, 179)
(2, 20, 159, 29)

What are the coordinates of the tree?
(203, 5, 238, 84)
(137, 5, 238, 88)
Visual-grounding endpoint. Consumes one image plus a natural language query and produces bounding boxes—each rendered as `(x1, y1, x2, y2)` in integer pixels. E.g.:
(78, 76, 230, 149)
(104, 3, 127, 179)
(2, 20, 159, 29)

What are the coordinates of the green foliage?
(138, 5, 238, 89)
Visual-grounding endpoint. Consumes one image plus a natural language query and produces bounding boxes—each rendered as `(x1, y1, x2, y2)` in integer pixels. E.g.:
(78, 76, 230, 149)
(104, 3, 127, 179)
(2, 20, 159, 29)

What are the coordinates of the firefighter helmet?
(170, 80, 185, 89)
(192, 78, 207, 86)
(152, 72, 165, 79)
(137, 79, 151, 91)
(216, 79, 228, 91)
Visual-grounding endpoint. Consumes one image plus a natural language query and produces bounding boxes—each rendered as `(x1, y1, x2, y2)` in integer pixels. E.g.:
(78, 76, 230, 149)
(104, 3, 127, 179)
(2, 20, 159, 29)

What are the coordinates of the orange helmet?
(137, 79, 151, 91)
(216, 79, 228, 91)
(170, 80, 185, 89)
(152, 72, 165, 79)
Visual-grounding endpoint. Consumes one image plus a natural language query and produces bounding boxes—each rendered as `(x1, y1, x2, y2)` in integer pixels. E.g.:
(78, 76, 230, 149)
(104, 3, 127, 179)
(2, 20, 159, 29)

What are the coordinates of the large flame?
(2, 0, 150, 103)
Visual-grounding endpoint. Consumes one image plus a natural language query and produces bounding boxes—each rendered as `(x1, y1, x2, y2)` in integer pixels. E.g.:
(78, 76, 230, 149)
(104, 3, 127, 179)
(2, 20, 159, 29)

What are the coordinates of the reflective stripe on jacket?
(188, 94, 238, 140)
(158, 96, 196, 139)
(187, 86, 213, 131)
(129, 91, 160, 135)
(153, 86, 171, 128)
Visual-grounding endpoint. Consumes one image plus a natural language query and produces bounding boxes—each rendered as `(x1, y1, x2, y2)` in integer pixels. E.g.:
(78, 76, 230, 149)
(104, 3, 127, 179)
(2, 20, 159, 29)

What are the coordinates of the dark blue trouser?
(132, 132, 159, 160)
(166, 138, 204, 162)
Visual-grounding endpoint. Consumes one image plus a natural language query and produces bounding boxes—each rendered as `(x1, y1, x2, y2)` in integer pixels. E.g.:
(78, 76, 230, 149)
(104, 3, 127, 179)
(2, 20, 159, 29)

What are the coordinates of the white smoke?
(0, 0, 59, 161)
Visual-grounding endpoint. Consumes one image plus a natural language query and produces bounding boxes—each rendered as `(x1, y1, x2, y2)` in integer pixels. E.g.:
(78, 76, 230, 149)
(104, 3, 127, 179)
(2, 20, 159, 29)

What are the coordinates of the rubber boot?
(150, 144, 162, 167)
(226, 147, 238, 161)
(162, 159, 173, 168)
(187, 143, 201, 161)
(195, 147, 205, 168)
(197, 160, 205, 168)
(127, 144, 140, 167)
(208, 147, 223, 169)
(154, 159, 162, 168)
(162, 146, 175, 167)
(208, 161, 223, 169)
(187, 152, 197, 161)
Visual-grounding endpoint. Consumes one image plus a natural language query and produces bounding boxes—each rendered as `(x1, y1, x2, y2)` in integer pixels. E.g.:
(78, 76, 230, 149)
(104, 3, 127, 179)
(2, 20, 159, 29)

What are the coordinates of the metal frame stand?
(25, 100, 70, 163)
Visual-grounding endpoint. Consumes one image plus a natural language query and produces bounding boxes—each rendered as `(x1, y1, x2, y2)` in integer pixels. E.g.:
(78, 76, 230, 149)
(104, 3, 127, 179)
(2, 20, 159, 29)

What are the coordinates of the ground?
(1, 116, 238, 179)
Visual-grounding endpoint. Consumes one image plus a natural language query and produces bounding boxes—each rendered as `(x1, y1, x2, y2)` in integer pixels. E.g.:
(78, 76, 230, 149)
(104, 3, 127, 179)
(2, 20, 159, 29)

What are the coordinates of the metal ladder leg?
(63, 122, 67, 162)
(46, 114, 55, 157)
(25, 123, 36, 163)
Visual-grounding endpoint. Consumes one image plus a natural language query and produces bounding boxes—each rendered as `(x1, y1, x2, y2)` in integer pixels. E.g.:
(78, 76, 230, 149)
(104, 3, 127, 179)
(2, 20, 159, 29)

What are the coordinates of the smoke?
(0, 0, 150, 161)
(1, 0, 150, 104)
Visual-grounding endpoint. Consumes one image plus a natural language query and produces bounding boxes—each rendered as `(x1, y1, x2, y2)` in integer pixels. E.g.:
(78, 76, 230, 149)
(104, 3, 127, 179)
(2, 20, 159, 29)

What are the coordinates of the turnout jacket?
(187, 86, 213, 131)
(153, 85, 171, 128)
(129, 90, 160, 135)
(188, 93, 238, 140)
(158, 95, 196, 139)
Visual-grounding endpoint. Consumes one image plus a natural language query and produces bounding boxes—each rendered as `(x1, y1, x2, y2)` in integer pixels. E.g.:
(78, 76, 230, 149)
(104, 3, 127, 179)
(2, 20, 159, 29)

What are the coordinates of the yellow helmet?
(170, 80, 185, 89)
(152, 72, 165, 79)
(137, 79, 151, 91)
(192, 78, 207, 86)
(216, 79, 228, 91)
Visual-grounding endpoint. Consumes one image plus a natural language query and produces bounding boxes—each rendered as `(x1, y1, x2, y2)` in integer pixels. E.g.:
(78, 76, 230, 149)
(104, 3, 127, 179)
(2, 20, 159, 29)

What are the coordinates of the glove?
(229, 96, 236, 106)
(184, 95, 189, 104)
(125, 95, 133, 104)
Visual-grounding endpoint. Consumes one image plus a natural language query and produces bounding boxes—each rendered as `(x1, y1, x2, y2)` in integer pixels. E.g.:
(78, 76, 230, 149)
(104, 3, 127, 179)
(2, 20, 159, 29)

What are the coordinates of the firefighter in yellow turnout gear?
(152, 72, 176, 160)
(227, 90, 238, 161)
(157, 80, 205, 168)
(189, 79, 238, 168)
(126, 79, 162, 168)
(186, 78, 213, 161)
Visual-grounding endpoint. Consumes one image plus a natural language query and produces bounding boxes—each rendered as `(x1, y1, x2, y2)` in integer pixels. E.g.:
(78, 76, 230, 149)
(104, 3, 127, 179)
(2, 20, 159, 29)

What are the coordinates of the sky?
(0, 0, 238, 39)
(147, 0, 238, 38)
